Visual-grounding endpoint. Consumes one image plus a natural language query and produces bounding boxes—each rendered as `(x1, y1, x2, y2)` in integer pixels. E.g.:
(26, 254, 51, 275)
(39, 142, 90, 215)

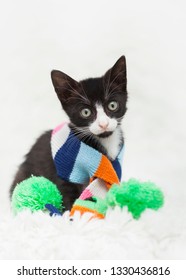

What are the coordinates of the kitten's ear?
(104, 56, 127, 92)
(51, 70, 81, 103)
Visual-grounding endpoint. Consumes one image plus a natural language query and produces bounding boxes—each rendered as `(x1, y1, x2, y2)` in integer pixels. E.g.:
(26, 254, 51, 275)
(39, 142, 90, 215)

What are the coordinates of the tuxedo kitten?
(10, 56, 128, 210)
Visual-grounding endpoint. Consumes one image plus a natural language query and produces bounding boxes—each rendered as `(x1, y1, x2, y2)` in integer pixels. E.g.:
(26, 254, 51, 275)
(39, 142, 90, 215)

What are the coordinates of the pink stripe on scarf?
(79, 189, 92, 200)
(52, 122, 67, 135)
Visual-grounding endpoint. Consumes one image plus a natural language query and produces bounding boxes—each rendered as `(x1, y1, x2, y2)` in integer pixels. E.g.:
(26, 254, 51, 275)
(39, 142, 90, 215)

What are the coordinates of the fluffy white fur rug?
(0, 205, 185, 260)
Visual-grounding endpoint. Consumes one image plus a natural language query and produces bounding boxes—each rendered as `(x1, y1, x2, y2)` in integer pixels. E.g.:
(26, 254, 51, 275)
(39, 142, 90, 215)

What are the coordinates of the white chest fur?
(99, 126, 122, 160)
(89, 103, 123, 160)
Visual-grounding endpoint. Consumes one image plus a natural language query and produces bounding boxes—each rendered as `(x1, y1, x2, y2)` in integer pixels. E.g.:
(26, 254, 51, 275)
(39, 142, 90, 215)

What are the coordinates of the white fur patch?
(89, 104, 117, 135)
(89, 104, 122, 160)
(99, 126, 122, 160)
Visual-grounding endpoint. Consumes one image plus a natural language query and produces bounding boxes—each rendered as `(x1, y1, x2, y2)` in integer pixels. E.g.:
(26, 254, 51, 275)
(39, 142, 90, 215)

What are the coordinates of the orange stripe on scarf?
(92, 155, 120, 188)
(70, 205, 105, 219)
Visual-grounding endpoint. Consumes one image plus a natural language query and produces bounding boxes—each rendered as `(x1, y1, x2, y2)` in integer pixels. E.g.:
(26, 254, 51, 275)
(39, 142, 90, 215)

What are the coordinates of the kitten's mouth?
(97, 131, 113, 138)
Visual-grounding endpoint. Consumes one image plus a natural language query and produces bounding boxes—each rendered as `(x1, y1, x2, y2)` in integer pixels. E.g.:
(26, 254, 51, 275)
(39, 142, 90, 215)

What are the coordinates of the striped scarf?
(51, 122, 124, 190)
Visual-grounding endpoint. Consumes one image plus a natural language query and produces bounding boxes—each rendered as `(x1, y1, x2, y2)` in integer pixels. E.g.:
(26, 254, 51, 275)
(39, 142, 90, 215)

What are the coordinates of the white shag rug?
(0, 204, 186, 260)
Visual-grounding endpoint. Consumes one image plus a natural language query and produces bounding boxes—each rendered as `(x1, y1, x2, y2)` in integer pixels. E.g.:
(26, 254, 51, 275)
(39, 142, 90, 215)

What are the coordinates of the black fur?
(10, 131, 85, 210)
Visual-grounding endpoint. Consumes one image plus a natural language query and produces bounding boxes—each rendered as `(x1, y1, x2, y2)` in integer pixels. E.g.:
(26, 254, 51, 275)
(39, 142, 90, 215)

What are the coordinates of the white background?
(0, 0, 186, 234)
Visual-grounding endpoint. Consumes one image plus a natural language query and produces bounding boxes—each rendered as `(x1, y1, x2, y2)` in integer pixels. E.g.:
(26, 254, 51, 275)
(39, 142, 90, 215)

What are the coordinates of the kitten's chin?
(96, 131, 113, 138)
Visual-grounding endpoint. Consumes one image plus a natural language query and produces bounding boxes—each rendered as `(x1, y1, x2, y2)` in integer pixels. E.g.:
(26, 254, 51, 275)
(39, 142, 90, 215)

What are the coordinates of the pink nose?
(99, 122, 109, 130)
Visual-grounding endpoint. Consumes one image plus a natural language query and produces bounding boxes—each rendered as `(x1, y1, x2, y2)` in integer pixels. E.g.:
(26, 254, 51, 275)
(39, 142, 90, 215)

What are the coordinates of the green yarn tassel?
(11, 176, 62, 214)
(106, 178, 164, 219)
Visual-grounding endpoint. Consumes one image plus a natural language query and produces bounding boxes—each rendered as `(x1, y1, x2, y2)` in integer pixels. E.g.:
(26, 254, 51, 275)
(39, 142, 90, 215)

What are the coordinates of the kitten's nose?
(99, 121, 109, 130)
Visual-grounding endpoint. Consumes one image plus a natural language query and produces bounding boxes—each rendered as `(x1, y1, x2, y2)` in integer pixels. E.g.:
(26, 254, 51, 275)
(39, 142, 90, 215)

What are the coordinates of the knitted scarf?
(51, 122, 124, 217)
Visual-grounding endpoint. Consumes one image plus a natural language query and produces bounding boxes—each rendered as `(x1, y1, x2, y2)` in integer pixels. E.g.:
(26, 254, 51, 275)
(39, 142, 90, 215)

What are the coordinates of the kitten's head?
(51, 56, 127, 138)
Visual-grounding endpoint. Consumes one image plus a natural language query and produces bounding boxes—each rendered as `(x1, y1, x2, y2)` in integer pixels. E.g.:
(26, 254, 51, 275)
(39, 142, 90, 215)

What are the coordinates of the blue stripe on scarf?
(111, 159, 122, 181)
(54, 131, 81, 181)
(69, 141, 102, 184)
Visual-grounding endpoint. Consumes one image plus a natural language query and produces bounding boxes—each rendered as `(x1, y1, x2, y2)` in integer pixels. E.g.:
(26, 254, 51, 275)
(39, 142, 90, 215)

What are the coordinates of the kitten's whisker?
(69, 126, 101, 148)
(70, 127, 91, 142)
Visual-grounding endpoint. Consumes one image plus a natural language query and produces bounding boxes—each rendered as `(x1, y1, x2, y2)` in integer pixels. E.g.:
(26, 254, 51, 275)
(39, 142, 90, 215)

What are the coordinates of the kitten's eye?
(108, 101, 119, 111)
(80, 108, 92, 118)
